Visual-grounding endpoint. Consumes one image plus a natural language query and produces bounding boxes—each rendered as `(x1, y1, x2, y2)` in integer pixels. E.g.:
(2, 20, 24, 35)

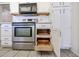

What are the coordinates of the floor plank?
(41, 51, 56, 57)
(28, 51, 41, 57)
(0, 51, 9, 57)
(0, 47, 78, 57)
(2, 51, 19, 57)
(15, 51, 29, 57)
(0, 47, 11, 51)
(60, 49, 78, 57)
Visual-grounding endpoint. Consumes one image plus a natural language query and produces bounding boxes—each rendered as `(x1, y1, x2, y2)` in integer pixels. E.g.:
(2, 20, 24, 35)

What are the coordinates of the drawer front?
(1, 32, 12, 37)
(36, 24, 51, 29)
(1, 41, 12, 47)
(38, 19, 51, 23)
(13, 43, 34, 49)
(1, 29, 12, 32)
(1, 24, 12, 28)
(1, 29, 12, 37)
(38, 17, 51, 23)
(1, 37, 12, 41)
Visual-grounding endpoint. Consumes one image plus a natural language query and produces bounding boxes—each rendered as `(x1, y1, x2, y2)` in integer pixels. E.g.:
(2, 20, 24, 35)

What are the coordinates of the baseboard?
(71, 49, 79, 56)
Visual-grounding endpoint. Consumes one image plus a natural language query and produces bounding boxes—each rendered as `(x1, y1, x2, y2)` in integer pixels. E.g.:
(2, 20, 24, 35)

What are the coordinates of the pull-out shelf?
(35, 44, 53, 51)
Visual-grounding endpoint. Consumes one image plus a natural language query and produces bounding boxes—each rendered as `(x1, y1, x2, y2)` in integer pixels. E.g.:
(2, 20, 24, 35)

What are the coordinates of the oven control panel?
(12, 16, 38, 22)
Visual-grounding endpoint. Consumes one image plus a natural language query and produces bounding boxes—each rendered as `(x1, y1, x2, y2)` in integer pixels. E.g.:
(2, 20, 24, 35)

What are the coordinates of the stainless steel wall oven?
(12, 22, 36, 50)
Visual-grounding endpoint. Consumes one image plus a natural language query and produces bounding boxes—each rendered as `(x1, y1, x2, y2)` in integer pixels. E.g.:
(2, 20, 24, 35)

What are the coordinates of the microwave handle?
(31, 5, 33, 11)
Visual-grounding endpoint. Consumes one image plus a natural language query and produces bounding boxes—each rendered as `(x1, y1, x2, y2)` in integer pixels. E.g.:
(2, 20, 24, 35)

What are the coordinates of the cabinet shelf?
(35, 44, 53, 51)
(35, 28, 53, 51)
(36, 35, 51, 38)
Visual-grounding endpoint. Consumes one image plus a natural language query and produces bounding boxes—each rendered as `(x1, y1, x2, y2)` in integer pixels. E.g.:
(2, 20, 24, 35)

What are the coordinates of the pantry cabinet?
(37, 2, 51, 13)
(1, 23, 12, 47)
(10, 3, 19, 14)
(50, 2, 72, 56)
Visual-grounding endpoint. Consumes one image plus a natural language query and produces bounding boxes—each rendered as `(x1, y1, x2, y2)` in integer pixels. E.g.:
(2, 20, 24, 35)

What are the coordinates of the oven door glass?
(14, 27, 32, 37)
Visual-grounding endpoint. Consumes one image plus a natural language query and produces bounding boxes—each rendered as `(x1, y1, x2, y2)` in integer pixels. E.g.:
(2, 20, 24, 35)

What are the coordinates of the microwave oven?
(19, 3, 37, 14)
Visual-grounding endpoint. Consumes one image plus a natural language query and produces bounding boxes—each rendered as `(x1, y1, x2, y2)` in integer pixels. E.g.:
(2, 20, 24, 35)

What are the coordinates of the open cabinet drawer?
(35, 43, 53, 51)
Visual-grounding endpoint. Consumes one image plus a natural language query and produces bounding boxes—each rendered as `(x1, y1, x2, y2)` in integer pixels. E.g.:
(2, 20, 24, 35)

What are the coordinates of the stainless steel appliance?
(19, 3, 37, 14)
(12, 19, 36, 50)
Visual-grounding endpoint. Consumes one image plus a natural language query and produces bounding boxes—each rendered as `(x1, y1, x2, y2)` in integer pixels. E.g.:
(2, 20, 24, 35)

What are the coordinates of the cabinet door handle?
(23, 19, 26, 21)
(5, 43, 8, 44)
(63, 2, 64, 5)
(4, 38, 8, 39)
(60, 9, 61, 14)
(59, 2, 61, 6)
(4, 30, 8, 31)
(63, 9, 65, 14)
(42, 25, 46, 27)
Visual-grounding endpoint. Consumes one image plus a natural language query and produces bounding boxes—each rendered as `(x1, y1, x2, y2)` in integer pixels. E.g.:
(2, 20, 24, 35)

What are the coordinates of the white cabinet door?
(61, 7, 71, 29)
(60, 7, 72, 49)
(10, 3, 19, 14)
(61, 28, 71, 49)
(53, 7, 61, 30)
(51, 7, 61, 57)
(37, 2, 51, 13)
(51, 30, 61, 57)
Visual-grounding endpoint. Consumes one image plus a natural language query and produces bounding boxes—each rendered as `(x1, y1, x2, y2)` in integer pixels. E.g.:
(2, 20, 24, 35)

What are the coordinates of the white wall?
(71, 2, 79, 56)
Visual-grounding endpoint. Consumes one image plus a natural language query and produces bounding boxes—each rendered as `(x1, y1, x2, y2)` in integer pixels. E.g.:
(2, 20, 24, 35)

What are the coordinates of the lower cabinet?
(35, 27, 53, 51)
(1, 23, 12, 48)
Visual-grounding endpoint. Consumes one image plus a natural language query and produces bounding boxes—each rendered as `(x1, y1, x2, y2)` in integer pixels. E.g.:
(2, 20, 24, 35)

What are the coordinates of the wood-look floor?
(0, 47, 78, 57)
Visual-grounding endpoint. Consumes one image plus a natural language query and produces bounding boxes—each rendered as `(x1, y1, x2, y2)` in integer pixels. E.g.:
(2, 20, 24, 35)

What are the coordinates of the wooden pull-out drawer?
(35, 44, 53, 51)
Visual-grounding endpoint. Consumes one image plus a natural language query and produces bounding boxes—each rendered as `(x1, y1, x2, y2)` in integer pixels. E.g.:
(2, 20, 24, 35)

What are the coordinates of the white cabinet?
(52, 3, 72, 49)
(10, 3, 19, 14)
(1, 23, 12, 47)
(60, 7, 72, 49)
(0, 4, 12, 23)
(52, 2, 71, 7)
(51, 2, 72, 56)
(37, 2, 51, 13)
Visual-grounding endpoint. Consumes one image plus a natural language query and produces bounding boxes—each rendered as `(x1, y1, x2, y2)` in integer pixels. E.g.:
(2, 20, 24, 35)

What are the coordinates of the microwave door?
(20, 6, 31, 12)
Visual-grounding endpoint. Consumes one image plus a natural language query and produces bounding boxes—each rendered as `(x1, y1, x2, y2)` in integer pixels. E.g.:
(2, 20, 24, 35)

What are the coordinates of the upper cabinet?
(52, 2, 72, 7)
(10, 3, 19, 14)
(37, 2, 51, 13)
(0, 4, 12, 23)
(10, 2, 51, 15)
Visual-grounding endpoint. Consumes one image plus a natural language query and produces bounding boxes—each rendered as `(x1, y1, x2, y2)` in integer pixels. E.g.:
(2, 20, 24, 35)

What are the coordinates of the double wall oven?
(12, 19, 36, 50)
